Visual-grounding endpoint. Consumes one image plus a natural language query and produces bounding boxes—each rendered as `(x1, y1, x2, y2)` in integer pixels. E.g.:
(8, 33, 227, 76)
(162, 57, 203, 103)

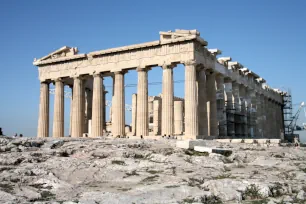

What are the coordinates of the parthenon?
(34, 29, 284, 139)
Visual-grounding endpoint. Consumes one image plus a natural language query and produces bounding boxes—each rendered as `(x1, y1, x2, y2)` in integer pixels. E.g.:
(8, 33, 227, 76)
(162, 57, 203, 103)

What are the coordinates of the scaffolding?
(282, 89, 293, 136)
(224, 101, 256, 138)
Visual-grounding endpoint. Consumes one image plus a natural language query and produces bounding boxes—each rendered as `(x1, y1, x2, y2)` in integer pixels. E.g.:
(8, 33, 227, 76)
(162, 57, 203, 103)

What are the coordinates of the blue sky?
(0, 0, 305, 136)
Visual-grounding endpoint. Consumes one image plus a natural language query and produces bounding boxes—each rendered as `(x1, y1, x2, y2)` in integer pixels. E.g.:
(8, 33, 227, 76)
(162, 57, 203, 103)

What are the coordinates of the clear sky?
(0, 0, 305, 136)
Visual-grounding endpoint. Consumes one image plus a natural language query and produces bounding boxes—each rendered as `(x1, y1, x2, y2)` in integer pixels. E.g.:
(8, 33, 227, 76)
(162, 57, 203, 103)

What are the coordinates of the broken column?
(174, 100, 184, 135)
(131, 94, 137, 136)
(153, 99, 161, 135)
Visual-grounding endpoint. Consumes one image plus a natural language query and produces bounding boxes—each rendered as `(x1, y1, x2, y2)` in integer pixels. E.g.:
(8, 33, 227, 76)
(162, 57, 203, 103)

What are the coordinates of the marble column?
(37, 82, 49, 138)
(239, 85, 248, 137)
(131, 94, 137, 136)
(91, 73, 104, 137)
(198, 68, 208, 137)
(215, 74, 227, 136)
(174, 100, 184, 135)
(84, 88, 92, 134)
(52, 79, 64, 138)
(69, 85, 73, 136)
(249, 91, 257, 137)
(153, 99, 161, 135)
(184, 61, 198, 139)
(71, 76, 85, 137)
(256, 93, 263, 137)
(103, 89, 107, 131)
(224, 79, 235, 136)
(112, 71, 125, 137)
(136, 68, 149, 137)
(263, 96, 269, 137)
(232, 82, 241, 136)
(161, 65, 174, 136)
(206, 71, 218, 136)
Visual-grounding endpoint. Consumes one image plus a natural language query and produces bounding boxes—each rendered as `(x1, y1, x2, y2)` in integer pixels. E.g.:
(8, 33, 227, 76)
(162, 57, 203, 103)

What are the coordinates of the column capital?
(113, 70, 127, 75)
(40, 80, 51, 85)
(183, 60, 197, 66)
(93, 72, 101, 78)
(161, 63, 176, 70)
(53, 78, 64, 83)
(136, 67, 150, 72)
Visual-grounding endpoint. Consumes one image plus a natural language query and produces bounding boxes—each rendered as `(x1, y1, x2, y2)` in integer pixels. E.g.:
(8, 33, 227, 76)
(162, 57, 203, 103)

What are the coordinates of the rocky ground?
(0, 137, 306, 204)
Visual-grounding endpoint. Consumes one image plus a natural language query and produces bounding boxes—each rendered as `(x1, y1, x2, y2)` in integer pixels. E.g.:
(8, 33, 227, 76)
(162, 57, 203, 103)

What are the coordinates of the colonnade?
(37, 62, 284, 139)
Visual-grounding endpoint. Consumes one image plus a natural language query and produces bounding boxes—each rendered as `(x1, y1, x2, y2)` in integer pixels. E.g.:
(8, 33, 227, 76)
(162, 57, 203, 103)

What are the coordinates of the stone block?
(194, 146, 232, 156)
(215, 139, 231, 143)
(270, 139, 281, 144)
(244, 139, 255, 144)
(231, 139, 243, 143)
(176, 140, 206, 149)
(256, 139, 268, 144)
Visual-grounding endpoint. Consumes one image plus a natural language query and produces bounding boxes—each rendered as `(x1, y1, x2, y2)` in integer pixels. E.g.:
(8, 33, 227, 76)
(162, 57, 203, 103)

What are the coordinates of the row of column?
(37, 74, 107, 138)
(38, 63, 284, 139)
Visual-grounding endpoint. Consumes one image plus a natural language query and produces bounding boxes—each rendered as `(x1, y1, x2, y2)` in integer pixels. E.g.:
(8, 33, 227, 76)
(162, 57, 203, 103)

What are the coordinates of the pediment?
(34, 46, 78, 63)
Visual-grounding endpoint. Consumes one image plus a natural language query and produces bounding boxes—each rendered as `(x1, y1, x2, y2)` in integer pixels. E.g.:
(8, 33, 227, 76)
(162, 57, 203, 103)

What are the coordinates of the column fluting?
(184, 61, 198, 139)
(52, 79, 64, 138)
(112, 71, 125, 137)
(37, 82, 49, 138)
(136, 68, 149, 137)
(91, 73, 104, 137)
(161, 65, 174, 136)
(71, 76, 84, 137)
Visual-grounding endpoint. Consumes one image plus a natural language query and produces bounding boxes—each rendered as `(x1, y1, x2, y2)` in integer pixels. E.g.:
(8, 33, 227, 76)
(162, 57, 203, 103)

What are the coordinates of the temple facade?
(33, 29, 284, 139)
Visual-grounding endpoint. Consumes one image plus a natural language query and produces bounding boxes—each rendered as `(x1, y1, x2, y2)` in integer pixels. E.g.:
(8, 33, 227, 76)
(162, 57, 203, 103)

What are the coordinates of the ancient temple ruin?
(33, 29, 285, 139)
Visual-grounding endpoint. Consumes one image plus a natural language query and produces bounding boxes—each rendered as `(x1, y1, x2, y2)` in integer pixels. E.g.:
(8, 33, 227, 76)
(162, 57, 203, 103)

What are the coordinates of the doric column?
(91, 73, 104, 137)
(136, 68, 149, 137)
(69, 85, 73, 136)
(256, 93, 263, 137)
(131, 94, 137, 136)
(84, 88, 92, 134)
(263, 96, 269, 137)
(215, 74, 227, 137)
(249, 90, 257, 137)
(206, 70, 218, 136)
(52, 78, 64, 138)
(103, 88, 107, 131)
(112, 71, 125, 137)
(198, 68, 208, 137)
(37, 81, 49, 138)
(153, 99, 161, 135)
(224, 79, 235, 136)
(232, 82, 241, 136)
(174, 100, 184, 135)
(71, 76, 85, 137)
(161, 64, 174, 136)
(184, 61, 198, 139)
(239, 85, 248, 137)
